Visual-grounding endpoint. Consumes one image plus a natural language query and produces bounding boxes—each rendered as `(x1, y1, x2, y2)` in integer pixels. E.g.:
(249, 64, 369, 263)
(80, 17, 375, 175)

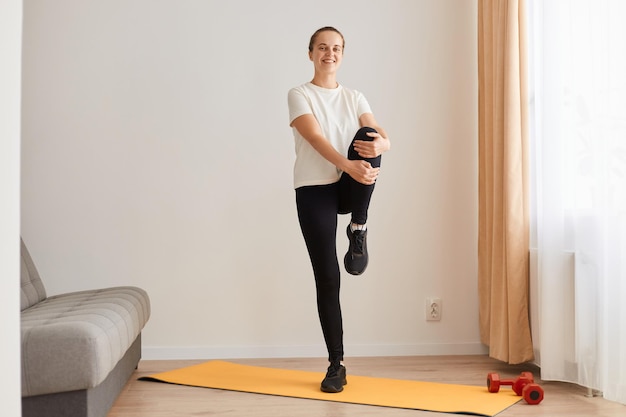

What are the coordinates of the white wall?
(21, 0, 481, 360)
(1, 0, 23, 415)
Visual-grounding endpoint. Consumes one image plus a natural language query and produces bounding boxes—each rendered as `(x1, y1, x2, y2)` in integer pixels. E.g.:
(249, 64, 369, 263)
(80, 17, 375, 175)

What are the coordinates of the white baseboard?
(142, 342, 488, 360)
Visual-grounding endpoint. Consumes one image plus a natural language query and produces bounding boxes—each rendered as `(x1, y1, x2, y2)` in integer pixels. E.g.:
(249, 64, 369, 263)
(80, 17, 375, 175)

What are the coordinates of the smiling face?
(308, 30, 344, 76)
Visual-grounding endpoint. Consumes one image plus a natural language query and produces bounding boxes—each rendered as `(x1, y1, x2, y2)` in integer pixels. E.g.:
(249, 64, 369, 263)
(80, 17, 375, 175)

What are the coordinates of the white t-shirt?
(288, 82, 372, 189)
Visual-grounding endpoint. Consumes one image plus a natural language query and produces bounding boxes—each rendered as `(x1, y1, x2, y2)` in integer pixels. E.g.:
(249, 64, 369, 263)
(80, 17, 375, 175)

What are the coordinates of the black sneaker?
(320, 362, 347, 393)
(344, 225, 368, 275)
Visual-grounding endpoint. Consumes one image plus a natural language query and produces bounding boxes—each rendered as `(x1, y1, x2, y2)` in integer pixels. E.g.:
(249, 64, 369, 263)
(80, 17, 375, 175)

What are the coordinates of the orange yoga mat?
(139, 360, 520, 416)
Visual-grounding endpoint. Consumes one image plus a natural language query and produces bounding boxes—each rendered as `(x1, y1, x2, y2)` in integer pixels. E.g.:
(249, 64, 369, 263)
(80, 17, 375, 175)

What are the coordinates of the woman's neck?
(311, 74, 338, 89)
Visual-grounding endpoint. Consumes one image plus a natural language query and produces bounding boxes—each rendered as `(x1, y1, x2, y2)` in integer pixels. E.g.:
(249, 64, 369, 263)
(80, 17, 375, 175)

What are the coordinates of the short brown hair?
(308, 26, 345, 52)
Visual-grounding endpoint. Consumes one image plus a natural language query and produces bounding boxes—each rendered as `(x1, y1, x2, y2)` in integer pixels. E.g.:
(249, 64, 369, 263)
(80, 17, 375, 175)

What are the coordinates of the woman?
(287, 26, 391, 393)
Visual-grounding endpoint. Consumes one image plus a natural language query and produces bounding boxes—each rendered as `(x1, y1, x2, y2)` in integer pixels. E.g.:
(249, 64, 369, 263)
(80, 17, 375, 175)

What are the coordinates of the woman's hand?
(352, 132, 390, 159)
(344, 159, 380, 185)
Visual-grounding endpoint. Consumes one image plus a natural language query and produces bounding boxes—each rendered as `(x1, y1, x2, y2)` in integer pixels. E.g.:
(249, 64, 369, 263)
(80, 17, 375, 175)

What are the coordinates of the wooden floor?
(109, 355, 625, 417)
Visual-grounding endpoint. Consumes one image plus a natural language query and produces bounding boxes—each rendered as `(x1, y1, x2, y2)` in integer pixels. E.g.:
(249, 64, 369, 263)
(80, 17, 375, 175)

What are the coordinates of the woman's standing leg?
(340, 126, 382, 275)
(296, 184, 348, 393)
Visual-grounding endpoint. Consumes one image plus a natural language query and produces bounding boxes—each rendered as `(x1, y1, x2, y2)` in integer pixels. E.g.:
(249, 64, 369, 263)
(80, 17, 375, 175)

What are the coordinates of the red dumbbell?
(487, 372, 544, 405)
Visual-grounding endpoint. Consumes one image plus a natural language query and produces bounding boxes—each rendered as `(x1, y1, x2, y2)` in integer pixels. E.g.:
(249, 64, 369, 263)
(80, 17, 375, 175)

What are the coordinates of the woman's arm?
(356, 112, 391, 158)
(291, 114, 380, 185)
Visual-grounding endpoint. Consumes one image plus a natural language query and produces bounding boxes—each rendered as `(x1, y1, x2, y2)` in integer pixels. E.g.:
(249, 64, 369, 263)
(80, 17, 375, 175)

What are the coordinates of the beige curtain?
(477, 0, 533, 364)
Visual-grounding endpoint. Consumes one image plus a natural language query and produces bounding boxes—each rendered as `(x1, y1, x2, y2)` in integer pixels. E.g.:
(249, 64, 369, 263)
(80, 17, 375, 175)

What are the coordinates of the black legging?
(295, 127, 382, 363)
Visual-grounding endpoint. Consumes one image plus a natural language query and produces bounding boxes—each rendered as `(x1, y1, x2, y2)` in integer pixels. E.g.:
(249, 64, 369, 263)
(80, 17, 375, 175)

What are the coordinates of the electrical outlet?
(426, 297, 442, 321)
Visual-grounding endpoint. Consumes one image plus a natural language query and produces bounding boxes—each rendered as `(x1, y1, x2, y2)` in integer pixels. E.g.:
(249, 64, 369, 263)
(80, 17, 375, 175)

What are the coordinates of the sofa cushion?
(21, 286, 150, 397)
(20, 238, 47, 311)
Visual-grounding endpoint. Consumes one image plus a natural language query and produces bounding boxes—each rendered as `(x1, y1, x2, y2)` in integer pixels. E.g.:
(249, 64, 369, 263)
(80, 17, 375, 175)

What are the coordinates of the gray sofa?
(20, 239, 151, 417)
